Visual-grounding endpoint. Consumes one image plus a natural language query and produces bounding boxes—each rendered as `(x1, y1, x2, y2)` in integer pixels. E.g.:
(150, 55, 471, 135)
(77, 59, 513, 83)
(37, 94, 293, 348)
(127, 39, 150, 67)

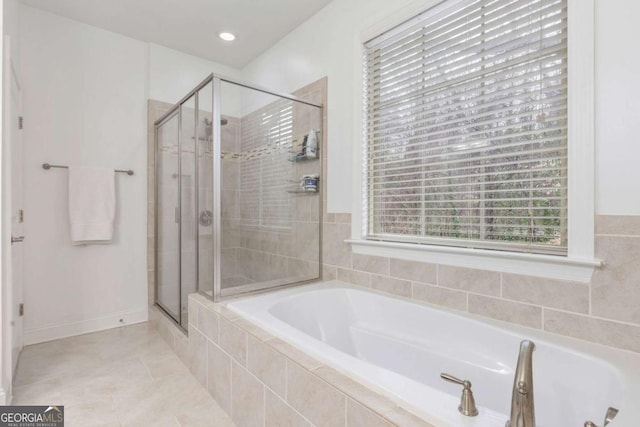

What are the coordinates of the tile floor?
(12, 322, 235, 427)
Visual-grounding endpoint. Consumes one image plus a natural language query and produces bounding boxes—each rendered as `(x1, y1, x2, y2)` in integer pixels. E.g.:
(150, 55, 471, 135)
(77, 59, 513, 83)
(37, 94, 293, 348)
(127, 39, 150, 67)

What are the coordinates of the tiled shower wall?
(233, 94, 321, 287)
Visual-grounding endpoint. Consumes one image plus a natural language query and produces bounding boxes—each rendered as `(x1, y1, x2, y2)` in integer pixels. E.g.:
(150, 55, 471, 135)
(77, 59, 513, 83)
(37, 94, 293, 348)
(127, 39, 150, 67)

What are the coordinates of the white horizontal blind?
(364, 0, 568, 254)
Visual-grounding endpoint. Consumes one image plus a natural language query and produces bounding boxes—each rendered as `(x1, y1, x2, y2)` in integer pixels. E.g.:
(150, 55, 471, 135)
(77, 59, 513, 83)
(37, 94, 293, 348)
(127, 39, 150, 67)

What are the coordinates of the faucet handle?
(584, 406, 619, 427)
(440, 373, 479, 417)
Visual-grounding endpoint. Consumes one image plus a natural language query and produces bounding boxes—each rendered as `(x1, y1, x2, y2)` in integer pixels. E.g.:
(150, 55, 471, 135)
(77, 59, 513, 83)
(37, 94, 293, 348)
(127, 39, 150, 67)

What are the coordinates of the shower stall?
(153, 74, 323, 328)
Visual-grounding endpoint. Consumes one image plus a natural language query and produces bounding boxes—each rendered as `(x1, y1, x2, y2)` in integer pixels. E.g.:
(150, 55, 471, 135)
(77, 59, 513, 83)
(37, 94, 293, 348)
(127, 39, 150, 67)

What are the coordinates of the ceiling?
(21, 0, 333, 69)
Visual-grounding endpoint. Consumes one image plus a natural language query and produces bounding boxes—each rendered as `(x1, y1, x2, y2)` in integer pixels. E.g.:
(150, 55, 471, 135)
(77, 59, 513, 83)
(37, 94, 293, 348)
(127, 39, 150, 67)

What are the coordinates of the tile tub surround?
(151, 294, 435, 427)
(324, 214, 640, 354)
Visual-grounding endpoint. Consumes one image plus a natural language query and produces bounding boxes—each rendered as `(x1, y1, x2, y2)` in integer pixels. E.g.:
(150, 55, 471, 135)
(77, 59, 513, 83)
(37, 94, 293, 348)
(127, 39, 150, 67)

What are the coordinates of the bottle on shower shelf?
(304, 129, 318, 159)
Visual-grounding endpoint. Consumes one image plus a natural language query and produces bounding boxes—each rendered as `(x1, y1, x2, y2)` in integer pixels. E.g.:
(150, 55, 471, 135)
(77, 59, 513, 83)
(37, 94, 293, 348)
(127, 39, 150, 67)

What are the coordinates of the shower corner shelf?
(287, 189, 319, 194)
(288, 155, 319, 163)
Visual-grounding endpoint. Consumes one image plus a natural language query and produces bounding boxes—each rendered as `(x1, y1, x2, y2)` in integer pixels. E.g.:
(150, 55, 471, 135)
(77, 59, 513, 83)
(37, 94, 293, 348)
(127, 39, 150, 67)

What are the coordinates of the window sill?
(346, 239, 603, 283)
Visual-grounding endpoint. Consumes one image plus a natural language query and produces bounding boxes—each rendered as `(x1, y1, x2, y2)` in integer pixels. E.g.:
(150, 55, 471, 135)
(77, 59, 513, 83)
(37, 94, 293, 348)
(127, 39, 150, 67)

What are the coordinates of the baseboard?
(23, 308, 149, 345)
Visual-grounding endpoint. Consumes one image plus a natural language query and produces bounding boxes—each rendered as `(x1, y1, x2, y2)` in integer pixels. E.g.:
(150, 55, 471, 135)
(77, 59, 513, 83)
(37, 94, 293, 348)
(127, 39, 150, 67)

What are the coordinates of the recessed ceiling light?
(219, 32, 236, 41)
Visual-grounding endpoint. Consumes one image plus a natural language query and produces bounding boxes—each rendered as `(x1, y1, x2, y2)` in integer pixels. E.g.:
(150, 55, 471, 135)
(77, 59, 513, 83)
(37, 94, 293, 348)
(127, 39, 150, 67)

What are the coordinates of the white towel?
(68, 166, 115, 243)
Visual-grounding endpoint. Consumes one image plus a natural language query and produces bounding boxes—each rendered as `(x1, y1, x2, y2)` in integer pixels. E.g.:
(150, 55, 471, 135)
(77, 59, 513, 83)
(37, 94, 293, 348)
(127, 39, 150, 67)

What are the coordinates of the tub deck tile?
(383, 408, 437, 427)
(346, 399, 394, 427)
(311, 366, 396, 417)
(266, 338, 324, 371)
(233, 317, 276, 342)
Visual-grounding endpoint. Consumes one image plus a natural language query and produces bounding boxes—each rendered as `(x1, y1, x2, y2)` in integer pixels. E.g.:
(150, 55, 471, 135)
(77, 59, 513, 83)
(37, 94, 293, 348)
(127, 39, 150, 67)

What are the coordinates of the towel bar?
(42, 163, 134, 176)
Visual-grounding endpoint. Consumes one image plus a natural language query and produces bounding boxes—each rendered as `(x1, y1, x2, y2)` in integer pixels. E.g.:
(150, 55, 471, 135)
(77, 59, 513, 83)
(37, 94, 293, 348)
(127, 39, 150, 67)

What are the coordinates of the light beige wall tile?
(335, 213, 351, 224)
(147, 236, 155, 272)
(295, 222, 321, 262)
(187, 299, 197, 327)
(231, 361, 265, 427)
(438, 265, 500, 296)
(544, 309, 640, 353)
(187, 326, 207, 388)
(502, 273, 589, 314)
(265, 389, 311, 427)
(233, 318, 275, 342)
(207, 342, 231, 415)
(468, 295, 542, 329)
(197, 304, 219, 343)
(595, 215, 640, 236)
(322, 264, 338, 281)
(323, 223, 352, 268)
(337, 268, 370, 288)
(286, 361, 346, 427)
(147, 202, 155, 237)
(147, 271, 155, 307)
(412, 283, 467, 312)
(219, 318, 247, 366)
(247, 335, 286, 398)
(352, 254, 390, 276)
(347, 399, 393, 427)
(383, 408, 436, 427)
(592, 236, 640, 324)
(312, 367, 395, 415)
(370, 275, 411, 298)
(267, 338, 323, 371)
(389, 259, 437, 284)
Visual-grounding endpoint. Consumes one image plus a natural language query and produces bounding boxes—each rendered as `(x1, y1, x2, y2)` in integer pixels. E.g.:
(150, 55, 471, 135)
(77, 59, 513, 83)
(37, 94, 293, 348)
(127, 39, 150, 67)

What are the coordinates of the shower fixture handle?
(440, 373, 479, 417)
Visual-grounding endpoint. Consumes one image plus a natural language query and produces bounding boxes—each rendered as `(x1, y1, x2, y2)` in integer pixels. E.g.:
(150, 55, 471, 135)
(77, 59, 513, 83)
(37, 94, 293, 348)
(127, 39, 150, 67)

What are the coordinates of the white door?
(9, 61, 24, 376)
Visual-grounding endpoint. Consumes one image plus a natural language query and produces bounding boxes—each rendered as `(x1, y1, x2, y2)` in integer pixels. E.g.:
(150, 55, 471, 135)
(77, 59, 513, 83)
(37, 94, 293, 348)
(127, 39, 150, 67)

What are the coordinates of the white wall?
(20, 6, 150, 343)
(149, 43, 238, 105)
(242, 0, 640, 216)
(595, 0, 640, 215)
(18, 6, 241, 344)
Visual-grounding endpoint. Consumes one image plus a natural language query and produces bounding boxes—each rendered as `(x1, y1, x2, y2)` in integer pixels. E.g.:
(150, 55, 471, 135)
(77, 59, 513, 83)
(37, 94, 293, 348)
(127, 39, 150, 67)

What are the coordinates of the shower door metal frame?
(154, 75, 213, 328)
(155, 73, 324, 308)
(153, 108, 182, 325)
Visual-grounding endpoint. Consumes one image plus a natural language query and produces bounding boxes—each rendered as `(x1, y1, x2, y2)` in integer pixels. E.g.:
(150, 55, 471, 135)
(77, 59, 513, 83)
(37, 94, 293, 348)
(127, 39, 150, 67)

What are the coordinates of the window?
(364, 0, 568, 255)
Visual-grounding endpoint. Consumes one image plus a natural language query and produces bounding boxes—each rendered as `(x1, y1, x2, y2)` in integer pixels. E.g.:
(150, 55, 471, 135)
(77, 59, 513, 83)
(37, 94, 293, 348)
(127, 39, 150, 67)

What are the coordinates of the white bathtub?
(227, 281, 640, 427)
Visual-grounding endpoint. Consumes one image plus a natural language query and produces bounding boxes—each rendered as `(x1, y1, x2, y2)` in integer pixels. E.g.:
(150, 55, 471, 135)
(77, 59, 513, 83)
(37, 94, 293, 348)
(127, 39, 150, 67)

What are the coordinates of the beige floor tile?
(65, 399, 121, 427)
(176, 401, 235, 427)
(12, 377, 62, 405)
(141, 351, 191, 380)
(13, 322, 235, 427)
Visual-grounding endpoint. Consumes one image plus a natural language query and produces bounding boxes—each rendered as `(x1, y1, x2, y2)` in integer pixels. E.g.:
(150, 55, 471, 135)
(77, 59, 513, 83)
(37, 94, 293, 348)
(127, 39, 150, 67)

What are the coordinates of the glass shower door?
(155, 112, 180, 321)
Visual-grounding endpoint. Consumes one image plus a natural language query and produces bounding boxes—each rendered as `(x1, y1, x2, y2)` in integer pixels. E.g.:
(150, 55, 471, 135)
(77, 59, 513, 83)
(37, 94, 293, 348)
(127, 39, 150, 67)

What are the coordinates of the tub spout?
(506, 340, 536, 427)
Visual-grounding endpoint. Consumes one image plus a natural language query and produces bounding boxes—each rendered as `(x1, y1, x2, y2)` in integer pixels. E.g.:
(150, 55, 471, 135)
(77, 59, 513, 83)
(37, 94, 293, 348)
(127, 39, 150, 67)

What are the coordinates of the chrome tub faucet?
(506, 340, 536, 427)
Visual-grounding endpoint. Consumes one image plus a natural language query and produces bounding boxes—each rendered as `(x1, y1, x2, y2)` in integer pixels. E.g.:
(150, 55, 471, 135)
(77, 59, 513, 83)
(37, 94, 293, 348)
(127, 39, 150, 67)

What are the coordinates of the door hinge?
(19, 303, 24, 317)
(19, 209, 24, 223)
(18, 116, 23, 130)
